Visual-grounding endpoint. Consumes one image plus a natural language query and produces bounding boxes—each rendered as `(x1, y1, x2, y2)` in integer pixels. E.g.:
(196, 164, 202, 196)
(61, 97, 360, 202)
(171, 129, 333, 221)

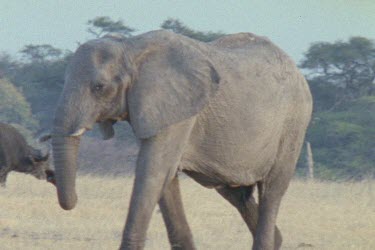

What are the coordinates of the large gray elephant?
(51, 30, 312, 250)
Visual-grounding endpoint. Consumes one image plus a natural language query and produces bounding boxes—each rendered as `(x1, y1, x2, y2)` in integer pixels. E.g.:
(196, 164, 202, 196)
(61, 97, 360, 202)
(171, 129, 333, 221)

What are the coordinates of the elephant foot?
(274, 227, 282, 250)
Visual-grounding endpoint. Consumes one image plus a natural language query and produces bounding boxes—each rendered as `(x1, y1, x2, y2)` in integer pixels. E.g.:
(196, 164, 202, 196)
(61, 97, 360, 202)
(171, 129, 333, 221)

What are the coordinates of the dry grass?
(0, 173, 374, 250)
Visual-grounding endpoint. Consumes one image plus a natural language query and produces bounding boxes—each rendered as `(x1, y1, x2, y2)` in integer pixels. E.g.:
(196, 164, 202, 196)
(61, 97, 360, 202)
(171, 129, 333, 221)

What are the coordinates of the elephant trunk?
(52, 135, 80, 210)
(51, 87, 90, 210)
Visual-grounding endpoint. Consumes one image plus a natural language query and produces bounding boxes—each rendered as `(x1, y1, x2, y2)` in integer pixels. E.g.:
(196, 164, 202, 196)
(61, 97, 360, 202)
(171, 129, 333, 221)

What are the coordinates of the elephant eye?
(114, 75, 122, 83)
(93, 83, 104, 92)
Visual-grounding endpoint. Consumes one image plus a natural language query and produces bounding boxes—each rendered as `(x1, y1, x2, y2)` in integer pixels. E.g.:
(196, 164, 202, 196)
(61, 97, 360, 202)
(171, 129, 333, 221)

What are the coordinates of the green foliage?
(161, 18, 225, 42)
(0, 53, 17, 78)
(0, 78, 38, 132)
(10, 50, 71, 129)
(304, 99, 375, 180)
(300, 37, 375, 110)
(298, 37, 375, 180)
(87, 16, 135, 38)
(20, 44, 63, 63)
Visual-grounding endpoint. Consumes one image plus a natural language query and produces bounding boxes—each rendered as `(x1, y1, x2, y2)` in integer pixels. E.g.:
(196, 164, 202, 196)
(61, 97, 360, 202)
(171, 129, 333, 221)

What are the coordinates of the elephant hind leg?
(216, 185, 282, 248)
(253, 126, 307, 250)
(216, 185, 257, 235)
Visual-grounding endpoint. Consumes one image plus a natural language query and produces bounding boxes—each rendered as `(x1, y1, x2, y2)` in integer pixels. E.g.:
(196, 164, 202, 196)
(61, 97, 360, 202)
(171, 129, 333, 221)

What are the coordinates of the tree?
(161, 18, 224, 42)
(0, 52, 18, 79)
(10, 46, 72, 129)
(300, 37, 375, 111)
(20, 44, 63, 63)
(0, 78, 38, 131)
(299, 37, 375, 180)
(87, 16, 135, 38)
(305, 97, 375, 180)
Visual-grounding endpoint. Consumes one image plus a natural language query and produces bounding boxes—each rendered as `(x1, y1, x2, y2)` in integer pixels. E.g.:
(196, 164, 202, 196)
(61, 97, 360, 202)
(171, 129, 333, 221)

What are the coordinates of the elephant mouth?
(115, 112, 129, 121)
(97, 119, 117, 140)
(98, 112, 128, 123)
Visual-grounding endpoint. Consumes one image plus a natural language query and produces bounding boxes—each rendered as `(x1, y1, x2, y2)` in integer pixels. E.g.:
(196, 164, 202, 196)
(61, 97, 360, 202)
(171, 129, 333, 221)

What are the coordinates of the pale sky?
(1, 0, 374, 62)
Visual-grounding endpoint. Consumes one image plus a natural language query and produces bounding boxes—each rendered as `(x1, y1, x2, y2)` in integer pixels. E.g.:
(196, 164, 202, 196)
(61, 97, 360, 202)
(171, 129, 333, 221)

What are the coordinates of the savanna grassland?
(0, 173, 374, 250)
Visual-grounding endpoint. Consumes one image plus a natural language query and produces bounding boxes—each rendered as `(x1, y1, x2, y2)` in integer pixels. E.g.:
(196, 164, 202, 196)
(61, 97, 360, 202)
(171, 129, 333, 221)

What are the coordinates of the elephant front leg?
(159, 177, 196, 250)
(121, 164, 171, 249)
(120, 118, 196, 250)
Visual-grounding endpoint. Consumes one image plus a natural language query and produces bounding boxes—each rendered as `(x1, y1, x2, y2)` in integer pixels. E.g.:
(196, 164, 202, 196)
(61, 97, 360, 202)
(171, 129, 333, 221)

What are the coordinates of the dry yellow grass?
(0, 173, 374, 250)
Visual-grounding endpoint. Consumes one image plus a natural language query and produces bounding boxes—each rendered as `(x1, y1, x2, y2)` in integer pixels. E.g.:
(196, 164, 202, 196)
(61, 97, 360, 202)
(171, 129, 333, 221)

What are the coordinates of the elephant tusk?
(70, 128, 87, 137)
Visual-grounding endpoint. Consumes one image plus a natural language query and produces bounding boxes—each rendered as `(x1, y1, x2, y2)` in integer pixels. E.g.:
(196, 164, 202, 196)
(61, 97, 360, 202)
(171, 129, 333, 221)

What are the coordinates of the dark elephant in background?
(0, 122, 55, 187)
(51, 30, 312, 250)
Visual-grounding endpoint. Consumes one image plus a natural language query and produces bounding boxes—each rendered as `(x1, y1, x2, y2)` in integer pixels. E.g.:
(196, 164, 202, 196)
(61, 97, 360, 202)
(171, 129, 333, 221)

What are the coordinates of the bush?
(0, 78, 38, 131)
(303, 97, 375, 180)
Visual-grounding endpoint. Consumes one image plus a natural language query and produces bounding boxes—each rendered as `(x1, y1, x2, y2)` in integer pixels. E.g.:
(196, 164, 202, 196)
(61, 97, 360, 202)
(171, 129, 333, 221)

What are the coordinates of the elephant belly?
(180, 85, 286, 187)
(180, 136, 279, 187)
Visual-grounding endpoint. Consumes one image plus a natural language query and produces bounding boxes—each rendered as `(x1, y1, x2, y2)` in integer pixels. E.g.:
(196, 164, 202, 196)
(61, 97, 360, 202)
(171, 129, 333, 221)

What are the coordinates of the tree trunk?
(306, 141, 314, 180)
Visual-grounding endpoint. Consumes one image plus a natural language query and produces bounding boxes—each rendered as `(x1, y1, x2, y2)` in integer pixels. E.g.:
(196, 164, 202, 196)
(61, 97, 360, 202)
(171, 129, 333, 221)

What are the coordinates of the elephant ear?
(128, 44, 221, 139)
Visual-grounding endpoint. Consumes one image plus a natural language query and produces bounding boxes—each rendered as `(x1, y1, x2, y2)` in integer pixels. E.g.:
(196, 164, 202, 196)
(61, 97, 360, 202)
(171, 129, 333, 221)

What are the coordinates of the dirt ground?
(0, 173, 374, 250)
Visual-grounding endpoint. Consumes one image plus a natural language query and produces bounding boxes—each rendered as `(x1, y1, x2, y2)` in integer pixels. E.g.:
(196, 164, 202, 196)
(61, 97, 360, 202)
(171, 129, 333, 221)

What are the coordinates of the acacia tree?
(300, 37, 375, 179)
(300, 37, 375, 111)
(87, 16, 135, 38)
(20, 44, 63, 63)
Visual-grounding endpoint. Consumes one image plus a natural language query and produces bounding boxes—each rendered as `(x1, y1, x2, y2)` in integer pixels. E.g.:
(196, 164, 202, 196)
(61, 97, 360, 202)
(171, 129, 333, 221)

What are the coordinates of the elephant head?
(52, 31, 220, 210)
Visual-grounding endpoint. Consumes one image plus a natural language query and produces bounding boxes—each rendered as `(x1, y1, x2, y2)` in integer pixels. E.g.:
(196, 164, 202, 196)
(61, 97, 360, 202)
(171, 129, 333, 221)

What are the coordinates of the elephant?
(0, 122, 55, 187)
(51, 30, 312, 250)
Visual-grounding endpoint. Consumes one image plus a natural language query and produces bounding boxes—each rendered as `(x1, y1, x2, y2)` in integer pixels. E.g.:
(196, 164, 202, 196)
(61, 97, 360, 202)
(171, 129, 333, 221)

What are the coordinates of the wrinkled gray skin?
(51, 30, 312, 250)
(0, 123, 55, 187)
